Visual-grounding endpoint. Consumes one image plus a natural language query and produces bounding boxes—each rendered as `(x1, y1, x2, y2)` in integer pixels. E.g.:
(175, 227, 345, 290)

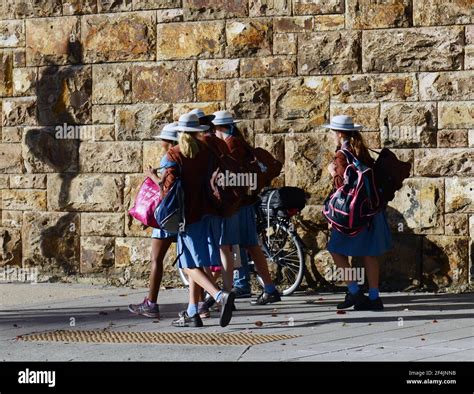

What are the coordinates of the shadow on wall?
(24, 40, 86, 276)
(298, 204, 451, 293)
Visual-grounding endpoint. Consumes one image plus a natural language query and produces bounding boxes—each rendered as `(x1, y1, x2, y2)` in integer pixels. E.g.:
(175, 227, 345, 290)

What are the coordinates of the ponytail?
(178, 132, 200, 159)
(349, 131, 374, 167)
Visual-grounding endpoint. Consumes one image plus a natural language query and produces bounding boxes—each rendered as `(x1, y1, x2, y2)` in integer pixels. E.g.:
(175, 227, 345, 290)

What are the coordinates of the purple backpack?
(322, 149, 381, 236)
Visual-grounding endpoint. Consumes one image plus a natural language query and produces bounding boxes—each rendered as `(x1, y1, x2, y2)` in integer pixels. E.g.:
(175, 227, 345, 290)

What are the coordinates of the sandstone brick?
(124, 174, 154, 237)
(12, 48, 25, 67)
(115, 104, 173, 140)
(2, 127, 22, 143)
(419, 72, 474, 101)
(0, 175, 8, 188)
(0, 144, 23, 173)
(197, 59, 239, 79)
(470, 215, 474, 237)
(466, 25, 474, 70)
(92, 105, 115, 124)
(0, 20, 24, 48)
(380, 102, 437, 148)
(62, 0, 98, 15)
(23, 127, 79, 173)
(347, 0, 412, 29)
(26, 17, 79, 66)
(133, 0, 181, 9)
(298, 31, 361, 75)
(415, 149, 474, 177)
(183, 0, 248, 20)
(92, 64, 132, 104)
(423, 235, 470, 288)
(172, 102, 223, 120)
(271, 77, 329, 126)
(363, 27, 464, 73)
(240, 56, 296, 78)
(1, 0, 62, 19)
(22, 212, 80, 274)
(132, 62, 194, 103)
(469, 129, 474, 148)
(388, 178, 444, 234)
(439, 102, 474, 129)
(437, 130, 469, 148)
(79, 142, 142, 173)
(12, 67, 36, 96)
(47, 174, 124, 212)
(90, 125, 115, 141)
(330, 103, 379, 131)
(227, 79, 270, 119)
(115, 237, 152, 280)
(226, 19, 272, 57)
(157, 21, 224, 60)
(81, 213, 124, 236)
(82, 12, 156, 63)
(97, 0, 132, 12)
(313, 14, 345, 30)
(0, 51, 13, 96)
(2, 97, 36, 126)
(445, 214, 469, 236)
(413, 0, 473, 26)
(2, 189, 47, 211)
(2, 210, 22, 228)
(331, 73, 418, 103)
(285, 133, 334, 204)
(156, 8, 184, 23)
(249, 0, 291, 16)
(255, 134, 285, 187)
(80, 236, 115, 274)
(0, 227, 21, 266)
(197, 81, 226, 101)
(273, 33, 297, 55)
(274, 16, 313, 32)
(143, 142, 165, 170)
(9, 174, 46, 189)
(37, 65, 92, 125)
(445, 177, 474, 213)
(293, 0, 344, 15)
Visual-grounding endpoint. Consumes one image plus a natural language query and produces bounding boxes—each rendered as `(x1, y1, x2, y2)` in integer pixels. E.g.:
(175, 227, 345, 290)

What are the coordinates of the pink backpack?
(128, 178, 162, 228)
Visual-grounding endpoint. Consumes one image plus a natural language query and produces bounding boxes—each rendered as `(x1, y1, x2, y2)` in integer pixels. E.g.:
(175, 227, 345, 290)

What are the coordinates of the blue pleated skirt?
(210, 212, 240, 246)
(327, 209, 393, 257)
(151, 228, 176, 239)
(177, 215, 221, 269)
(238, 204, 259, 247)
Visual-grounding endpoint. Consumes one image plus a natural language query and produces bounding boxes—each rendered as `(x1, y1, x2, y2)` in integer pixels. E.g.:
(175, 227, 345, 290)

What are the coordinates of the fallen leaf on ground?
(255, 321, 263, 327)
(432, 320, 438, 323)
(99, 311, 108, 316)
(336, 310, 346, 315)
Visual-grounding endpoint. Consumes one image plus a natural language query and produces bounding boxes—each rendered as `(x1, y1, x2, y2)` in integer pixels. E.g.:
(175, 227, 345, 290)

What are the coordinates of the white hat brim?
(175, 125, 210, 132)
(323, 123, 363, 131)
(152, 135, 178, 141)
(212, 120, 242, 126)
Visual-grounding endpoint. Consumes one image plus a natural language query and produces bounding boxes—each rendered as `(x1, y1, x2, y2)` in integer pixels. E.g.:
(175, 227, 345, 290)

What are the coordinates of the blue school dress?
(237, 204, 259, 247)
(327, 209, 393, 257)
(151, 156, 177, 240)
(210, 212, 240, 246)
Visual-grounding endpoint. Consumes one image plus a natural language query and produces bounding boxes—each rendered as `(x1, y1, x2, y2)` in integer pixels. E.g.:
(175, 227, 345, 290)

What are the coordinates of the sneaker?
(198, 302, 210, 318)
(251, 290, 281, 305)
(233, 288, 252, 299)
(354, 297, 384, 311)
(218, 291, 236, 327)
(336, 291, 368, 310)
(128, 297, 160, 318)
(172, 311, 203, 327)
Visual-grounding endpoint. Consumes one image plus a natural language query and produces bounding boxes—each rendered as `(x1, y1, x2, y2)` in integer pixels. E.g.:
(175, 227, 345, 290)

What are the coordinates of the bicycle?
(178, 187, 307, 296)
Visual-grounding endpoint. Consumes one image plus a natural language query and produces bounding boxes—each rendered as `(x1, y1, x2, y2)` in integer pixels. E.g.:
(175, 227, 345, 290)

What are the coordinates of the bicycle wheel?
(254, 220, 305, 296)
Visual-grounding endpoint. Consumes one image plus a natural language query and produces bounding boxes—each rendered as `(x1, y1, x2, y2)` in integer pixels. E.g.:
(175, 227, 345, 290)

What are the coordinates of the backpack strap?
(338, 148, 357, 164)
(368, 147, 380, 155)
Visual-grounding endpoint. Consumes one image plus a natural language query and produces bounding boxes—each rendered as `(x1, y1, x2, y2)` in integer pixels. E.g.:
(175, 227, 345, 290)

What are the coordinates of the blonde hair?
(342, 130, 374, 167)
(178, 132, 200, 159)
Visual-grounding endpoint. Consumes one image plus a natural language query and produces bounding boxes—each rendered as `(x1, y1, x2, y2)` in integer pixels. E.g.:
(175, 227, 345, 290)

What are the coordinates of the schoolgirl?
(324, 115, 393, 311)
(161, 113, 236, 327)
(212, 110, 281, 306)
(128, 123, 179, 319)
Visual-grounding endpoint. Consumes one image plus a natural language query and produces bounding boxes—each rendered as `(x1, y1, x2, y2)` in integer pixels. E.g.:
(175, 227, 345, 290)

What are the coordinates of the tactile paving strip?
(21, 330, 299, 346)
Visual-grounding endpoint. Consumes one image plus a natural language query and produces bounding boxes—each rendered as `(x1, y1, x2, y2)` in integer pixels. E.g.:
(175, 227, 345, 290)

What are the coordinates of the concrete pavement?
(0, 283, 473, 361)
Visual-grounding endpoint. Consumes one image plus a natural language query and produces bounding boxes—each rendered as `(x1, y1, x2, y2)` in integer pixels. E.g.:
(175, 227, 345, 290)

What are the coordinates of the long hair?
(340, 130, 374, 167)
(178, 132, 200, 159)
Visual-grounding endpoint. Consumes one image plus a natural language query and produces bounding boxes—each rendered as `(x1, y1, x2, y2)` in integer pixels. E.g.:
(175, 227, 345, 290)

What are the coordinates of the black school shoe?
(337, 291, 369, 310)
(219, 291, 236, 327)
(354, 297, 384, 311)
(251, 290, 281, 305)
(172, 311, 203, 327)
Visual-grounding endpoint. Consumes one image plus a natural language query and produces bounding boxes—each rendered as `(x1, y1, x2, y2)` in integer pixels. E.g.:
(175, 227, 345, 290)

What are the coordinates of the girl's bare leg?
(148, 238, 173, 302)
(246, 245, 273, 286)
(185, 268, 222, 300)
(220, 245, 234, 292)
(362, 255, 379, 289)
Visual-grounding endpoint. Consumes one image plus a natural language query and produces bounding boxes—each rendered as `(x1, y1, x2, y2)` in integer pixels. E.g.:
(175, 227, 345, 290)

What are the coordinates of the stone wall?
(0, 0, 472, 291)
